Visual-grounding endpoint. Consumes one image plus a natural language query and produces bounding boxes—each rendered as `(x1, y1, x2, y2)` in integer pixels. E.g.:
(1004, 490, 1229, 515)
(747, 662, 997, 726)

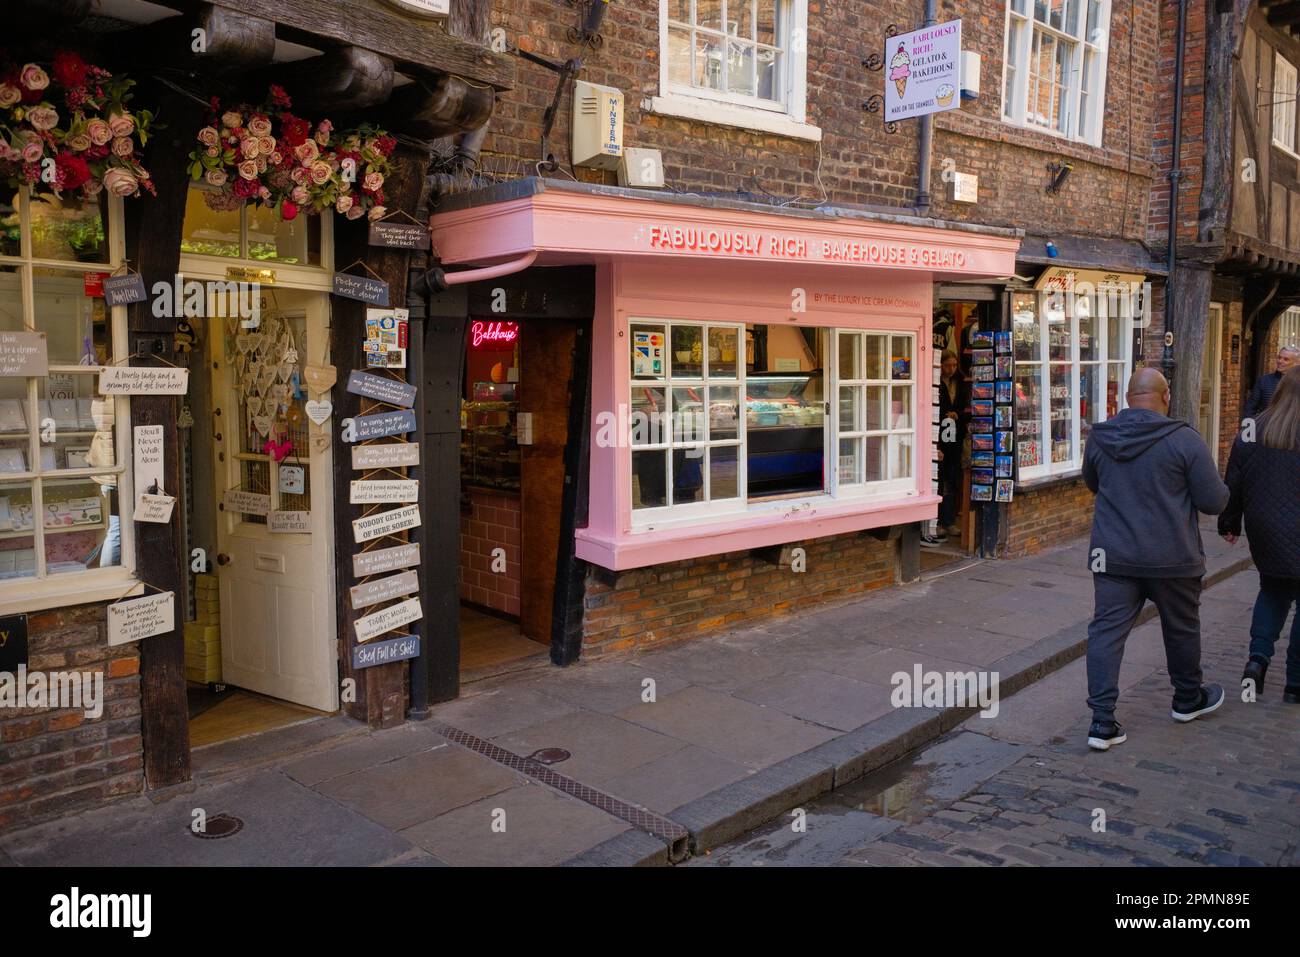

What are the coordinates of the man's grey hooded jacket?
(1082, 408, 1229, 578)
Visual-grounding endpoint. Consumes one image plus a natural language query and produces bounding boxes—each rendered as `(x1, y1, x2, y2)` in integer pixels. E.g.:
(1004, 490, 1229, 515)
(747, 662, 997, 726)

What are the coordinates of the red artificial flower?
(375, 135, 397, 156)
(51, 51, 90, 89)
(232, 176, 259, 199)
(54, 150, 91, 190)
(279, 114, 310, 148)
(268, 84, 291, 109)
(280, 199, 298, 221)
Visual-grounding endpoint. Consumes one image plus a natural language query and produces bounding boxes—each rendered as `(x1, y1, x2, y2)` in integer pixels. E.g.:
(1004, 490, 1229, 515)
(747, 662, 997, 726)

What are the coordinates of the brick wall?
(1006, 478, 1095, 558)
(580, 531, 897, 655)
(460, 488, 521, 617)
(1216, 298, 1245, 469)
(0, 603, 143, 834)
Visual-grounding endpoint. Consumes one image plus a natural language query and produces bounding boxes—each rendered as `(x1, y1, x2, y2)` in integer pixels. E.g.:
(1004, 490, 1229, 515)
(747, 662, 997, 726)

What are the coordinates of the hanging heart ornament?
(305, 399, 333, 425)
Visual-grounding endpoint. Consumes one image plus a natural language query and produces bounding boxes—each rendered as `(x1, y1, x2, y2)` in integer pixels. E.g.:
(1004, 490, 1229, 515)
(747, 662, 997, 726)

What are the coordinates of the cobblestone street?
(699, 567, 1300, 867)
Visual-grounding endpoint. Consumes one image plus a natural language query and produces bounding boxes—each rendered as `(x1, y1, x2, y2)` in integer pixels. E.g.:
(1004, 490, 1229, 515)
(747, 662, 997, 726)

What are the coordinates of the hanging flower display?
(189, 85, 396, 222)
(0, 51, 154, 200)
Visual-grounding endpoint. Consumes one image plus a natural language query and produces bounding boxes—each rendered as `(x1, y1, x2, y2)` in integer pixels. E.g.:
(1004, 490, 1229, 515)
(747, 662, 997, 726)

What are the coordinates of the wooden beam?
(132, 5, 277, 75)
(11, 0, 91, 23)
(269, 46, 394, 112)
(205, 0, 513, 91)
(384, 75, 495, 138)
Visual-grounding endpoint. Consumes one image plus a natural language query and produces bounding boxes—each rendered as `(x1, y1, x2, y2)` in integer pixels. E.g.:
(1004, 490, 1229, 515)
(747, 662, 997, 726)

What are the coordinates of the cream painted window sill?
(646, 94, 822, 142)
(0, 569, 144, 617)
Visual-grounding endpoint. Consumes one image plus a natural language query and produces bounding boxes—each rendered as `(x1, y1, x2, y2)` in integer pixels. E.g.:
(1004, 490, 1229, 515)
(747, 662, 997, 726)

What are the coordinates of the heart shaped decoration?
(253, 414, 273, 437)
(305, 399, 332, 425)
(263, 437, 292, 462)
(247, 396, 263, 416)
(303, 365, 337, 395)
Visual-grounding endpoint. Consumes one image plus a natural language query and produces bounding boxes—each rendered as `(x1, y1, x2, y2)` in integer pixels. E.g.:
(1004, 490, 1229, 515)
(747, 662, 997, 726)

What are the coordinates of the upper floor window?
(1273, 54, 1298, 155)
(1002, 0, 1110, 146)
(665, 1, 792, 111)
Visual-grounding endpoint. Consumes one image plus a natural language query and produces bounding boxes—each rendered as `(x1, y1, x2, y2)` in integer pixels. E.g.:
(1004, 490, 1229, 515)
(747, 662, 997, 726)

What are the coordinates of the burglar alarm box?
(573, 80, 624, 170)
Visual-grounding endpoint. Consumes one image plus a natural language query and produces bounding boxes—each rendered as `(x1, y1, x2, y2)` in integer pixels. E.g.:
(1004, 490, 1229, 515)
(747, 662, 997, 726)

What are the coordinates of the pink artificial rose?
(102, 167, 139, 197)
(240, 137, 259, 159)
(0, 85, 21, 108)
(294, 140, 318, 163)
(367, 205, 387, 222)
(221, 111, 242, 129)
(247, 116, 273, 138)
(112, 136, 134, 157)
(270, 151, 283, 165)
(19, 64, 49, 91)
(290, 185, 308, 204)
(362, 171, 383, 192)
(206, 146, 218, 157)
(205, 168, 228, 187)
(258, 186, 271, 201)
(334, 193, 353, 214)
(26, 106, 59, 131)
(345, 204, 364, 220)
(237, 159, 259, 180)
(197, 126, 219, 148)
(20, 136, 43, 164)
(258, 135, 275, 156)
(66, 132, 92, 152)
(107, 113, 134, 137)
(309, 160, 332, 185)
(289, 166, 308, 185)
(83, 178, 103, 197)
(87, 118, 113, 146)
(256, 156, 267, 173)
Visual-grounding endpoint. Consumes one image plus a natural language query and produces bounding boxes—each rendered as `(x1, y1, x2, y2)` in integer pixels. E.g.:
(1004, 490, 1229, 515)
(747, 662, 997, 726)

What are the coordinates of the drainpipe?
(431, 250, 539, 289)
(1163, 0, 1189, 383)
(914, 0, 938, 215)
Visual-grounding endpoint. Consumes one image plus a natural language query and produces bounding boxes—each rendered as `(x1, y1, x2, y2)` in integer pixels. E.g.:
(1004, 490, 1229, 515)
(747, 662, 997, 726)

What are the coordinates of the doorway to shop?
(177, 190, 340, 748)
(458, 315, 581, 681)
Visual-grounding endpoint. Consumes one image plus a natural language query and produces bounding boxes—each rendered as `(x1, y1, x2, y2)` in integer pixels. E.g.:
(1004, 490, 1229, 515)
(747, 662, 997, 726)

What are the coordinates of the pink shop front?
(430, 180, 1020, 663)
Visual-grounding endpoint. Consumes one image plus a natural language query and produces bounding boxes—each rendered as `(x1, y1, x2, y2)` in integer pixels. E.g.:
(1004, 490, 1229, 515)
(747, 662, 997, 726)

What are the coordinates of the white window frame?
(1279, 306, 1300, 350)
(629, 319, 917, 532)
(1014, 286, 1133, 482)
(651, 0, 821, 142)
(1001, 0, 1111, 147)
(1273, 54, 1299, 156)
(0, 188, 139, 615)
(833, 330, 916, 500)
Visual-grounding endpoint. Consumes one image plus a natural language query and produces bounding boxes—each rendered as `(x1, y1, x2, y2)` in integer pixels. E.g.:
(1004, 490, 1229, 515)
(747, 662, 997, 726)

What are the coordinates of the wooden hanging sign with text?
(354, 597, 422, 642)
(346, 370, 417, 408)
(350, 570, 420, 610)
(352, 542, 421, 577)
(369, 220, 431, 250)
(352, 443, 419, 469)
(352, 504, 421, 543)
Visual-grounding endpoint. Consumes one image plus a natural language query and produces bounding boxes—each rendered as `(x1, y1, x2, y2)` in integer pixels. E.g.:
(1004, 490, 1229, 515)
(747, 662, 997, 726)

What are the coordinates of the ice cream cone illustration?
(889, 42, 910, 99)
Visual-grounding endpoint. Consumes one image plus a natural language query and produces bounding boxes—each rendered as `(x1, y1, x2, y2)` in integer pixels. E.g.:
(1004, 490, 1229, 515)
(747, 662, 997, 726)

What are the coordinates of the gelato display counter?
(745, 372, 825, 498)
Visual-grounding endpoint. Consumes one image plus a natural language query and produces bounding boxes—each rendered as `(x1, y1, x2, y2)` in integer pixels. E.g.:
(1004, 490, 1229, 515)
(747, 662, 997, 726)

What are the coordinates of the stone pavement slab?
(494, 709, 686, 783)
(600, 745, 751, 816)
(731, 669, 895, 731)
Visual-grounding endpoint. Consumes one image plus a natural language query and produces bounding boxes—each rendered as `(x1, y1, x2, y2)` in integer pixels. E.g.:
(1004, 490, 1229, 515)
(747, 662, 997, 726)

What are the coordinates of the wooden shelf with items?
(0, 482, 109, 541)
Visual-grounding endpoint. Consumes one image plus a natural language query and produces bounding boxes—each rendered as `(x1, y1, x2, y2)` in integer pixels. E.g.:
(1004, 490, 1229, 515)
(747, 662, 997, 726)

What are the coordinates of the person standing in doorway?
(1243, 345, 1299, 421)
(1081, 368, 1229, 751)
(1219, 366, 1300, 703)
(924, 349, 968, 547)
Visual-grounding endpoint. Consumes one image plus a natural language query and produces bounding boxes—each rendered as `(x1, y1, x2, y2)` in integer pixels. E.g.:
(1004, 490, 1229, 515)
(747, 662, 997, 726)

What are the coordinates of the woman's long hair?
(1260, 365, 1300, 452)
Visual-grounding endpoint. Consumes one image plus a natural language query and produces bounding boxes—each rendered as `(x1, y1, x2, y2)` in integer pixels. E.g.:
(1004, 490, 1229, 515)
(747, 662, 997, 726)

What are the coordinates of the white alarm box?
(618, 147, 665, 188)
(573, 80, 624, 170)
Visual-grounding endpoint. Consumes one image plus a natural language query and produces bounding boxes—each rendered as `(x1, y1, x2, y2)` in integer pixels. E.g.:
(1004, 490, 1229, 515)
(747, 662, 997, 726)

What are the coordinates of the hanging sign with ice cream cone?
(882, 20, 962, 123)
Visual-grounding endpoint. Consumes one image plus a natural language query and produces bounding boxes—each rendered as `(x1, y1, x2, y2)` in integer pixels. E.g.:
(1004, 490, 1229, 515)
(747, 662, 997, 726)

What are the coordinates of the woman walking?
(1219, 366, 1300, 702)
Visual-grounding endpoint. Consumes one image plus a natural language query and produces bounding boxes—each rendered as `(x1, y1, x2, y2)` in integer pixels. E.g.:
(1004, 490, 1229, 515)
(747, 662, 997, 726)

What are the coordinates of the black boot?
(1242, 656, 1268, 696)
(1284, 686, 1300, 704)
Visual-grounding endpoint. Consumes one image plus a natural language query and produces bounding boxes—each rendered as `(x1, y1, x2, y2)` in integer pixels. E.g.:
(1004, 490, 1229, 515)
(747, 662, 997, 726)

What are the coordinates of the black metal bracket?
(1046, 160, 1073, 195)
(567, 0, 610, 49)
(861, 23, 903, 71)
(862, 94, 899, 134)
(513, 46, 583, 172)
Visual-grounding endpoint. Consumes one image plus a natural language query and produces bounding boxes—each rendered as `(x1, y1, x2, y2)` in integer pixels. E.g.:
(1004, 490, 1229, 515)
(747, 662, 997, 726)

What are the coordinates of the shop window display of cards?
(365, 308, 408, 369)
(968, 330, 1015, 504)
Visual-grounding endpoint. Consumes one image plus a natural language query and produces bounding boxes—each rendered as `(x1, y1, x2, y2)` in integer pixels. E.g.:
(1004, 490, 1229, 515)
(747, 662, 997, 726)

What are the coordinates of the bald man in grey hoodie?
(1081, 368, 1230, 751)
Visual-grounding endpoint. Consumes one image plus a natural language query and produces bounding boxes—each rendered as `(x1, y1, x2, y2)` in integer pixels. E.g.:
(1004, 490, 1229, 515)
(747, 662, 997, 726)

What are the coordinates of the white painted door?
(211, 288, 338, 711)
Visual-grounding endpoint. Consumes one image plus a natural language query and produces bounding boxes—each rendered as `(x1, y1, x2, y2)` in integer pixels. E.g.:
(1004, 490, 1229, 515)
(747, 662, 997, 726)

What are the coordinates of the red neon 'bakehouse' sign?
(471, 321, 519, 348)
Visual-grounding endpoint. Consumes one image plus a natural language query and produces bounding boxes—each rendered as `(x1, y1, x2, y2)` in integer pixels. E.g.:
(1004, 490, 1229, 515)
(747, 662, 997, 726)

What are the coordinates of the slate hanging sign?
(102, 272, 149, 306)
(346, 370, 417, 408)
(368, 220, 431, 251)
(346, 409, 417, 442)
(332, 272, 389, 306)
(353, 633, 420, 670)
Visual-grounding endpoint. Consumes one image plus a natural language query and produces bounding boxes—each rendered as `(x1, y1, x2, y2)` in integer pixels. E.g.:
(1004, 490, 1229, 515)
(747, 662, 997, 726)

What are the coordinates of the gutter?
(1163, 0, 1188, 381)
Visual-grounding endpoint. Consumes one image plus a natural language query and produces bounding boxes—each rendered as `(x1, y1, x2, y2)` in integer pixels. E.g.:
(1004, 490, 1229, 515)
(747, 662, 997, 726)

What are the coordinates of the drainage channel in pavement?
(432, 723, 692, 862)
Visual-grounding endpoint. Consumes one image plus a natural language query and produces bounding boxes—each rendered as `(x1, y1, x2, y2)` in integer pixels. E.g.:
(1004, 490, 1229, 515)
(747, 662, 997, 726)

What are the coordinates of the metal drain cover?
(528, 748, 571, 765)
(192, 813, 244, 839)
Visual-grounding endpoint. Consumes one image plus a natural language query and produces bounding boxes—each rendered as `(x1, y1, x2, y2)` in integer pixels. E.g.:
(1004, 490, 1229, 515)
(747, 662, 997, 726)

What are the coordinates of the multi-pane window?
(1273, 55, 1298, 154)
(836, 332, 914, 488)
(1012, 284, 1134, 480)
(1002, 0, 1110, 146)
(1279, 307, 1300, 350)
(630, 320, 743, 511)
(628, 320, 916, 524)
(665, 0, 790, 110)
(0, 188, 130, 586)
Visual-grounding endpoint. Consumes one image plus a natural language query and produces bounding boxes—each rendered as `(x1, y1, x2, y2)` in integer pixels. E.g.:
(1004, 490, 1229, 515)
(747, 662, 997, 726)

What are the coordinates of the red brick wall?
(0, 603, 143, 834)
(1006, 478, 1095, 558)
(459, 488, 522, 617)
(580, 531, 897, 655)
